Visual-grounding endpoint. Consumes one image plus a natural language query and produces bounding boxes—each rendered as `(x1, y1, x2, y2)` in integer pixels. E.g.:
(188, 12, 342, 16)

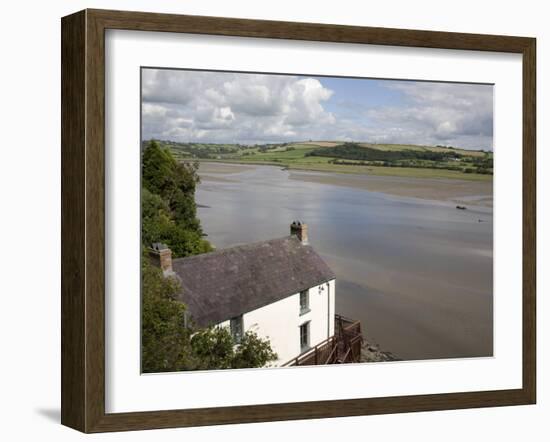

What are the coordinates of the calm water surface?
(196, 163, 493, 361)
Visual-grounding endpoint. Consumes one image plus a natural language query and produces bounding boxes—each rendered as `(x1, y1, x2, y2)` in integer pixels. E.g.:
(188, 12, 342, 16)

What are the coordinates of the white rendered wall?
(218, 279, 335, 366)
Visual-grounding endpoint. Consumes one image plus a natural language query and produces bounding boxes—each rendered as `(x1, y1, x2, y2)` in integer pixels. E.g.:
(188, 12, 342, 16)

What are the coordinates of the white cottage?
(150, 222, 338, 366)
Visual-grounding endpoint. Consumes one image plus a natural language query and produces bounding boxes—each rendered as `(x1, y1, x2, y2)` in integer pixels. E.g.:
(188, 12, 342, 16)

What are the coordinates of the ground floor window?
(300, 321, 310, 352)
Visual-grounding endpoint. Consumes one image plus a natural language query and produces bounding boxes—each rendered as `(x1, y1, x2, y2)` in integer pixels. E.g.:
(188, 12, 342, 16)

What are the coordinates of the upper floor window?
(299, 290, 310, 315)
(230, 315, 243, 344)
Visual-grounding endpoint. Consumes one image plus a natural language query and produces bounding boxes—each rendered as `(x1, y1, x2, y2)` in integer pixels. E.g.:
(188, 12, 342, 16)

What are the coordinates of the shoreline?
(191, 157, 492, 181)
(289, 170, 493, 208)
(198, 161, 493, 208)
(361, 340, 400, 363)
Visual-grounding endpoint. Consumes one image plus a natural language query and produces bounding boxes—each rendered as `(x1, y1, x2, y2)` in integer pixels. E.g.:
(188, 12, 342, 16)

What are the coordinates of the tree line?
(306, 142, 492, 175)
(305, 142, 462, 162)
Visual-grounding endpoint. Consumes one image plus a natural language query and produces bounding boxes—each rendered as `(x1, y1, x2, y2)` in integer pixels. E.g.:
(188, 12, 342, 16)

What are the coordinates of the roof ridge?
(171, 234, 335, 327)
(172, 235, 300, 263)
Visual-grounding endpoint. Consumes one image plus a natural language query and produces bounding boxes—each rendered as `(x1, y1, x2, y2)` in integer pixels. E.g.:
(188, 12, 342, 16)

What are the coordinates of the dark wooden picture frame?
(61, 8, 536, 433)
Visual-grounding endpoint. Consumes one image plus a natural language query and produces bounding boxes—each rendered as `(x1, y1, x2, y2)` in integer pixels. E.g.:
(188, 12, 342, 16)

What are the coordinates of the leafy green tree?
(190, 327, 278, 371)
(141, 257, 192, 373)
(189, 327, 236, 370)
(231, 331, 279, 369)
(141, 140, 212, 257)
(170, 191, 200, 230)
(141, 187, 173, 247)
(142, 140, 180, 198)
(161, 225, 212, 258)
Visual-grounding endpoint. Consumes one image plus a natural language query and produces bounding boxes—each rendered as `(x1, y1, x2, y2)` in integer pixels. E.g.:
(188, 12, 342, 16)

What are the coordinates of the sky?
(141, 68, 493, 150)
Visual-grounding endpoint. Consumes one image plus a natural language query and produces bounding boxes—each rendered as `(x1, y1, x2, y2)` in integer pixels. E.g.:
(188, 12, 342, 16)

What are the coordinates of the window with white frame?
(299, 289, 310, 315)
(230, 315, 243, 344)
(300, 322, 310, 352)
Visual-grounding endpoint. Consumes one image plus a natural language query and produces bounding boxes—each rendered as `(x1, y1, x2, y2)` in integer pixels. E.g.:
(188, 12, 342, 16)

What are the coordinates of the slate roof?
(171, 236, 335, 327)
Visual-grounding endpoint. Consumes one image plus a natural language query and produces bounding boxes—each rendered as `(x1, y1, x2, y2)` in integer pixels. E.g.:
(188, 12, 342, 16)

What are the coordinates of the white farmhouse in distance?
(150, 222, 362, 367)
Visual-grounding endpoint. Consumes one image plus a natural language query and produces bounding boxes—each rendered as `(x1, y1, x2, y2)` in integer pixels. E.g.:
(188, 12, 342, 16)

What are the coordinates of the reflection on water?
(196, 163, 493, 361)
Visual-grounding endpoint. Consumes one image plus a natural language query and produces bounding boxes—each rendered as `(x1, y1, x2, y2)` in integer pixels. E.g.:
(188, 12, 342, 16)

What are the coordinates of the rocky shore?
(360, 340, 400, 363)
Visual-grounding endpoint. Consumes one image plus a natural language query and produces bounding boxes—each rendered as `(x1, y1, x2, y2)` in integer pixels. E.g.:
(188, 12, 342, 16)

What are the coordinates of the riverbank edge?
(360, 340, 400, 363)
(194, 159, 493, 182)
(198, 161, 494, 208)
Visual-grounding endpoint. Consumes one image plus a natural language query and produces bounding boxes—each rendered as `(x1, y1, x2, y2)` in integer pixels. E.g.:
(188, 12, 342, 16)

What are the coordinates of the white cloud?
(141, 69, 335, 143)
(141, 69, 493, 150)
(365, 82, 493, 149)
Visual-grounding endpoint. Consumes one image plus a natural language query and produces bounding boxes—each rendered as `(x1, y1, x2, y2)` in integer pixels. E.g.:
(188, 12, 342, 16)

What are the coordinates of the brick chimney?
(290, 221, 308, 245)
(149, 243, 173, 276)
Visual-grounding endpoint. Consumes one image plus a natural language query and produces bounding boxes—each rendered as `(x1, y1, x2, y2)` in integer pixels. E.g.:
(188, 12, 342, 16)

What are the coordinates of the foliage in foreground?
(141, 256, 191, 372)
(141, 141, 277, 372)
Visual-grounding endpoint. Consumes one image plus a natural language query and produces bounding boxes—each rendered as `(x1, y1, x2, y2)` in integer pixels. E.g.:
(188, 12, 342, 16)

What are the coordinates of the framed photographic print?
(61, 9, 536, 433)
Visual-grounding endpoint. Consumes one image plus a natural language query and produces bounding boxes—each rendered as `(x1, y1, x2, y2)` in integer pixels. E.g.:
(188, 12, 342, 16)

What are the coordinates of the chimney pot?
(149, 243, 174, 276)
(290, 221, 308, 245)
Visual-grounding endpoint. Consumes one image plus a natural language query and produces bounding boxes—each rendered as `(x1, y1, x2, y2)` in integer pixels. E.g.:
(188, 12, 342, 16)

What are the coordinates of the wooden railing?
(335, 314, 362, 338)
(335, 314, 362, 363)
(284, 315, 363, 366)
(282, 336, 337, 367)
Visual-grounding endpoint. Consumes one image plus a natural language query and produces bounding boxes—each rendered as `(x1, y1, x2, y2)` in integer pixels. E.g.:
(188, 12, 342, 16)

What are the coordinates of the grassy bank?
(153, 140, 493, 181)
(201, 158, 493, 181)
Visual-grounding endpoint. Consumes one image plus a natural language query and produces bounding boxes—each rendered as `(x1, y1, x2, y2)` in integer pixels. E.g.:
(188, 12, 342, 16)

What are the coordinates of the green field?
(147, 140, 493, 181)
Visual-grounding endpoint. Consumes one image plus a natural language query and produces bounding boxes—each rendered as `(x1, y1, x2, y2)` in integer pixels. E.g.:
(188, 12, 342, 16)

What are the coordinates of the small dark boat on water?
(456, 205, 467, 210)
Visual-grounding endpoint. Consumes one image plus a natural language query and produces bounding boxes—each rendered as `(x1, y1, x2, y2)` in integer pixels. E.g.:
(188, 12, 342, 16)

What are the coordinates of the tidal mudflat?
(196, 162, 493, 361)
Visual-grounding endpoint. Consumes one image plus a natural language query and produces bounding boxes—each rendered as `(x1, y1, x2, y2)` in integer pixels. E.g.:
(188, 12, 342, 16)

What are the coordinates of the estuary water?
(196, 163, 493, 361)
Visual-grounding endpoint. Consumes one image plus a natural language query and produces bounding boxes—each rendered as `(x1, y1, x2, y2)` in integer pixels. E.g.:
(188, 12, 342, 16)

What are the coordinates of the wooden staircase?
(284, 315, 363, 366)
